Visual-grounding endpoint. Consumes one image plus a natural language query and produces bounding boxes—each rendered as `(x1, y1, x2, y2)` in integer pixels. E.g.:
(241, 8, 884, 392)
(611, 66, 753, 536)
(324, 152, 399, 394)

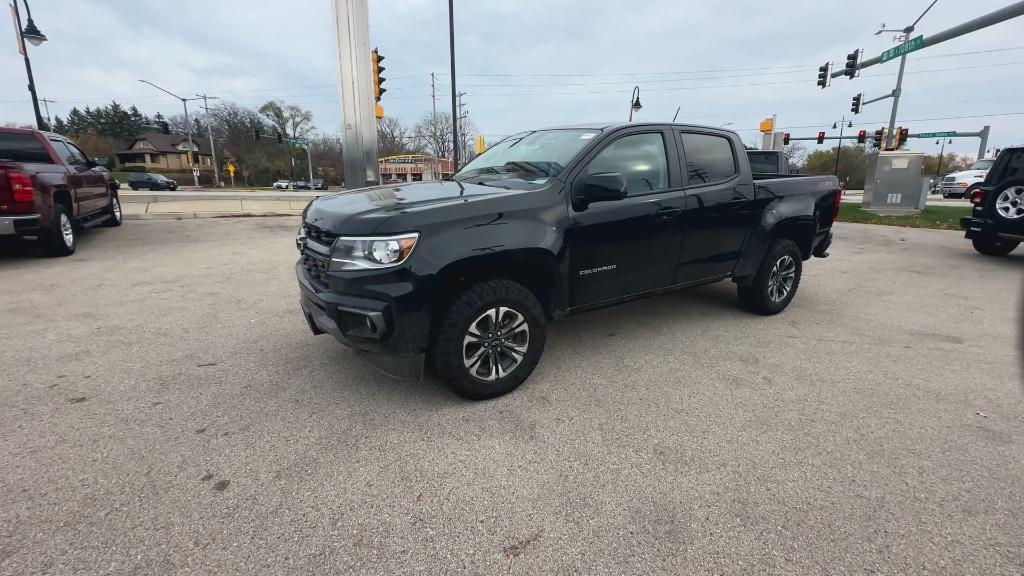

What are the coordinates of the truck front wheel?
(737, 239, 803, 315)
(432, 279, 546, 400)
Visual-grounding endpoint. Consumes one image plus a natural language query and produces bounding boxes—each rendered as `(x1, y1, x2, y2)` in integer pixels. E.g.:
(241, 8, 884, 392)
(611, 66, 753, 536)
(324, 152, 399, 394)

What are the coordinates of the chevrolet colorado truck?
(0, 128, 121, 256)
(296, 123, 840, 399)
(960, 145, 1024, 256)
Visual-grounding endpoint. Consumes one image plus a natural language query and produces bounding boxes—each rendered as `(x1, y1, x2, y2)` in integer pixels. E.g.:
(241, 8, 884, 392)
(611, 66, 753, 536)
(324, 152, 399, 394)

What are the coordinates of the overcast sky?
(3, 0, 1022, 158)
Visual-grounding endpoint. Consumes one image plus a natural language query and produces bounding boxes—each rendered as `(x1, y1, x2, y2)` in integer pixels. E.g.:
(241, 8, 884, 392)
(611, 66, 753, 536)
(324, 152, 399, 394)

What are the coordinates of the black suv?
(960, 146, 1024, 256)
(310, 178, 328, 190)
(128, 172, 177, 191)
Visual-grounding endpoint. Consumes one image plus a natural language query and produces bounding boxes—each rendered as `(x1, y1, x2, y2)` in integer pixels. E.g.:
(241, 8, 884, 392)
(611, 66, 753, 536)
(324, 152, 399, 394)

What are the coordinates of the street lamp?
(12, 0, 47, 129)
(832, 118, 854, 178)
(629, 86, 642, 122)
(139, 79, 202, 188)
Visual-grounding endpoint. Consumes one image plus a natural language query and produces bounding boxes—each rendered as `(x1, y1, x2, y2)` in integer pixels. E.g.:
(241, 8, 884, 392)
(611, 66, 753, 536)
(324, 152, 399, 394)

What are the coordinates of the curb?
(124, 210, 302, 221)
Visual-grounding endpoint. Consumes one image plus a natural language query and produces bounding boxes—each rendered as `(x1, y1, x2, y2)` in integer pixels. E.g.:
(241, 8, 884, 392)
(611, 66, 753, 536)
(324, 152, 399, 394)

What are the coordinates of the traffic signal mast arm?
(827, 1, 1024, 79)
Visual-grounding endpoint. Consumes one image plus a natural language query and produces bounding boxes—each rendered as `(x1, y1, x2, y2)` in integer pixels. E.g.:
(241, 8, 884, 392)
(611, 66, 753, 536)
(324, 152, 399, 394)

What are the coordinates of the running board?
(77, 213, 111, 229)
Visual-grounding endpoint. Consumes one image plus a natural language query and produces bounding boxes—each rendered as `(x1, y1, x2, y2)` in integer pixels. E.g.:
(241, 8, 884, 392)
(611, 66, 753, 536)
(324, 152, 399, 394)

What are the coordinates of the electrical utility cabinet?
(862, 151, 927, 213)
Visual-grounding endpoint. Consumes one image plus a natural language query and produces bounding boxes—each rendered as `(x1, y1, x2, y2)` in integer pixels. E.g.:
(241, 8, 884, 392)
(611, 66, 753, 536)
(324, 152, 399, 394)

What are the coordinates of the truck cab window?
(49, 140, 84, 166)
(585, 133, 668, 195)
(680, 132, 737, 185)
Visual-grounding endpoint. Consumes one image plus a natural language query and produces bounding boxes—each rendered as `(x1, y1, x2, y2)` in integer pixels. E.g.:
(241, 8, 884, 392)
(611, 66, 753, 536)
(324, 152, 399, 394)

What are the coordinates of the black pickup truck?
(960, 145, 1023, 256)
(296, 123, 840, 399)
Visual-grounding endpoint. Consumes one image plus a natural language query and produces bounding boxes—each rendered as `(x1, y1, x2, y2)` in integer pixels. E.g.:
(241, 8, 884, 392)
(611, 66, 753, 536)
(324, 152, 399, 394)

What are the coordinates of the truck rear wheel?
(432, 279, 546, 400)
(737, 239, 802, 315)
(42, 203, 77, 257)
(972, 236, 1018, 256)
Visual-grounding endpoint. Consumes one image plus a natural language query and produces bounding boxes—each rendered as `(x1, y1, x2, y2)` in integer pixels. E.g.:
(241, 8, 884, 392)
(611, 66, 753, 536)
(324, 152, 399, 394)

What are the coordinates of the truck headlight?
(329, 233, 419, 271)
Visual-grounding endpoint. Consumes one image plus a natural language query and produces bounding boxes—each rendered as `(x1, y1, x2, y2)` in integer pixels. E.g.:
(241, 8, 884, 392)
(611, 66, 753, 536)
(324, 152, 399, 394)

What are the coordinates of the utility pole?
(39, 98, 55, 129)
(431, 72, 437, 120)
(456, 91, 467, 161)
(331, 0, 379, 189)
(448, 0, 459, 172)
(196, 93, 221, 187)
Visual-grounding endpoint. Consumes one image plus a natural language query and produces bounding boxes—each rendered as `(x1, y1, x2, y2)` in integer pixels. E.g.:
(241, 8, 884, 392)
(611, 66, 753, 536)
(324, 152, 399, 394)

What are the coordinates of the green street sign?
(880, 35, 925, 63)
(289, 138, 307, 146)
(915, 131, 956, 138)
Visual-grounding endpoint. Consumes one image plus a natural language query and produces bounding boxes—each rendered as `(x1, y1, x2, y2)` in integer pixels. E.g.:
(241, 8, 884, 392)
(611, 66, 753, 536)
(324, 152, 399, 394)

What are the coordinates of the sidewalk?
(119, 190, 326, 220)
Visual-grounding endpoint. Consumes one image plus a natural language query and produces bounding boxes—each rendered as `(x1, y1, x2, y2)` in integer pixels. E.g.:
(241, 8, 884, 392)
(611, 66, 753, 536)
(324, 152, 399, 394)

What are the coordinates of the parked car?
(0, 127, 122, 256)
(296, 123, 840, 399)
(272, 180, 291, 190)
(293, 180, 311, 190)
(384, 178, 404, 185)
(128, 172, 177, 191)
(940, 158, 995, 198)
(310, 178, 328, 190)
(960, 146, 1024, 256)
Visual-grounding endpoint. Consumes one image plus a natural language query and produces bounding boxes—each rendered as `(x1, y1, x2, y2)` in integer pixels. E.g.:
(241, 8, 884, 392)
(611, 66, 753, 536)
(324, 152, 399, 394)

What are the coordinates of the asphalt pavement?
(0, 219, 1021, 575)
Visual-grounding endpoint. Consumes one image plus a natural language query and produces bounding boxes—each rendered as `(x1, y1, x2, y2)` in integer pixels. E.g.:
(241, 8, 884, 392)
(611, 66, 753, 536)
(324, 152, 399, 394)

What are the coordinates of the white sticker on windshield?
(579, 133, 596, 140)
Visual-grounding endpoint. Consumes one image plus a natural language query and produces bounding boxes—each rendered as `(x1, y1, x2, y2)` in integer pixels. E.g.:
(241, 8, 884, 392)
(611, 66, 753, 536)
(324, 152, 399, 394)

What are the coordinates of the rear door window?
(998, 150, 1024, 183)
(680, 132, 738, 185)
(0, 132, 53, 163)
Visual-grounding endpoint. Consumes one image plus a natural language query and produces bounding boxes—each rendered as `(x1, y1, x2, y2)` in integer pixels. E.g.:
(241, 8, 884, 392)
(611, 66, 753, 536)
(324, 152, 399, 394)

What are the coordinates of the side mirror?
(580, 172, 627, 203)
(92, 156, 111, 168)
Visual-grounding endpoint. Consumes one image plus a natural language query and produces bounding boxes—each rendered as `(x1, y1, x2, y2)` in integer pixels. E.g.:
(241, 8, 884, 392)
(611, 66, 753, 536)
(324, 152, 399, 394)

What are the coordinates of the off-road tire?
(737, 239, 803, 315)
(432, 279, 546, 400)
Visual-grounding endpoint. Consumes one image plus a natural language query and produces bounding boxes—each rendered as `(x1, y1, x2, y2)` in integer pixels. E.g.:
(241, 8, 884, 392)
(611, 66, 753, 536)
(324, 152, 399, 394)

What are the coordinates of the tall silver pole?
(884, 53, 907, 150)
(306, 145, 313, 182)
(332, 0, 379, 189)
(181, 99, 199, 187)
(978, 125, 990, 159)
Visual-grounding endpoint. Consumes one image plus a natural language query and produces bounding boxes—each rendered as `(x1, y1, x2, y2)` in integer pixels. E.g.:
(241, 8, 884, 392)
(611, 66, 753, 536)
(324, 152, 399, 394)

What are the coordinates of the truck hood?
(946, 169, 987, 182)
(304, 180, 518, 235)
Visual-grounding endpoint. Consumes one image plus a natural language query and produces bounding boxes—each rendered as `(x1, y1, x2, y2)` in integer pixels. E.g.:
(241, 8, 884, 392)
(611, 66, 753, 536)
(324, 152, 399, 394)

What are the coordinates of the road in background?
(0, 219, 1021, 575)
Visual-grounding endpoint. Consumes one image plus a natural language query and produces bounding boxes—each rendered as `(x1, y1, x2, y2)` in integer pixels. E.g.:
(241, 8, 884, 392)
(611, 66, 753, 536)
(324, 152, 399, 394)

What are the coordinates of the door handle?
(655, 207, 682, 220)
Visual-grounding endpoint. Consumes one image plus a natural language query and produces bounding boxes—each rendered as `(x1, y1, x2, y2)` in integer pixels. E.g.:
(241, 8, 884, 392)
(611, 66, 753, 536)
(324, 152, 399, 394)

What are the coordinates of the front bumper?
(0, 214, 42, 236)
(296, 261, 429, 380)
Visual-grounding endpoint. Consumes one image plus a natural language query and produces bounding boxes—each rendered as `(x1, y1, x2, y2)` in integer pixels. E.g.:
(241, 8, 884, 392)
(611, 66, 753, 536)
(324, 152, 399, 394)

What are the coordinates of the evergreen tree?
(66, 107, 90, 134)
(52, 116, 68, 134)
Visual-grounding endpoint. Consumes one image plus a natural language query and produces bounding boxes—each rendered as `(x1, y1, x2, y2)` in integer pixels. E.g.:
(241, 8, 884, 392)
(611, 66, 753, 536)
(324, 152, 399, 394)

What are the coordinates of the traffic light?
(276, 131, 283, 144)
(872, 128, 884, 148)
(252, 123, 260, 141)
(372, 48, 386, 102)
(783, 132, 790, 145)
(158, 121, 170, 135)
(375, 102, 384, 120)
(843, 50, 859, 78)
(816, 62, 830, 89)
(816, 131, 825, 144)
(857, 130, 866, 144)
(851, 93, 863, 115)
(893, 126, 909, 149)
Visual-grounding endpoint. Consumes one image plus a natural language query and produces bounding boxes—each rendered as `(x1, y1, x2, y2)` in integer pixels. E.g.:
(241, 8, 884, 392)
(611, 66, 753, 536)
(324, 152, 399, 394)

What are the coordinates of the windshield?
(152, 174, 169, 181)
(968, 159, 994, 171)
(455, 129, 600, 188)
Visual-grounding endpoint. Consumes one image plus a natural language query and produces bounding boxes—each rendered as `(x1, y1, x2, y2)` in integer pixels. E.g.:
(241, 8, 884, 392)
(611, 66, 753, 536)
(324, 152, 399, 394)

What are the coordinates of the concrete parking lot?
(1, 218, 1021, 575)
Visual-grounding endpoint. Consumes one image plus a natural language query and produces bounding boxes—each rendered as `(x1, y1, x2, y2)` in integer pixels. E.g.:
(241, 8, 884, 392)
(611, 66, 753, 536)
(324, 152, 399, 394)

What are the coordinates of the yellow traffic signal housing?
(375, 103, 384, 120)
(371, 48, 386, 102)
(759, 117, 774, 133)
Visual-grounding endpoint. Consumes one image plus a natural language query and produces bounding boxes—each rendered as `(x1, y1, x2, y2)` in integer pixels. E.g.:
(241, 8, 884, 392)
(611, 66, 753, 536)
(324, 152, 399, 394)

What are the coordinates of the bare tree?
(258, 100, 314, 139)
(456, 116, 478, 163)
(377, 116, 412, 157)
(413, 112, 453, 159)
(783, 142, 808, 167)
